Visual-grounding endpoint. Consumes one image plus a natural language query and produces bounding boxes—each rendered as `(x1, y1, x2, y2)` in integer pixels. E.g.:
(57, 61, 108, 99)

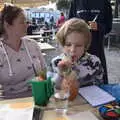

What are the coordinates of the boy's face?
(63, 32, 85, 62)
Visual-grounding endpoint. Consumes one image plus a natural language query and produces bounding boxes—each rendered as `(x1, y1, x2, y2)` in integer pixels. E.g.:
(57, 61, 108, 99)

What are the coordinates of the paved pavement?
(105, 47, 120, 83)
(44, 40, 120, 84)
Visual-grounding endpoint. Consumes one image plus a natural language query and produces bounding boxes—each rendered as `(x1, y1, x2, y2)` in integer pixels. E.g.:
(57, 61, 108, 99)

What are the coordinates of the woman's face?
(63, 32, 86, 62)
(8, 12, 28, 37)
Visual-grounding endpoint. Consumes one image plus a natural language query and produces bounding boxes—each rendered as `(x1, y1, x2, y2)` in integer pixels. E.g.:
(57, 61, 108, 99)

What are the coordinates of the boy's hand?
(58, 60, 72, 75)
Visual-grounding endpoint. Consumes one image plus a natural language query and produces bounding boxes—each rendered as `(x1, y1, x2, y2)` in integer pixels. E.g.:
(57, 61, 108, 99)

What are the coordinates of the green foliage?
(49, 0, 56, 3)
(56, 0, 71, 10)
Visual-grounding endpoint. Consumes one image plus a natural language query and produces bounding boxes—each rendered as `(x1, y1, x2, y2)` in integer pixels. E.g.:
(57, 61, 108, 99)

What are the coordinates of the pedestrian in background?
(56, 12, 65, 28)
(69, 0, 113, 84)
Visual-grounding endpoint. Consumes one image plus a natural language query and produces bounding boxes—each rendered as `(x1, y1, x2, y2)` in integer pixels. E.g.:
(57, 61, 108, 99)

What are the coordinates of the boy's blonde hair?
(56, 18, 91, 50)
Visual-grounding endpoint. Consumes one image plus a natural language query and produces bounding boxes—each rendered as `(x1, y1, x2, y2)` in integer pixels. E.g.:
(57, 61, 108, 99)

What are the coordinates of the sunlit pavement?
(105, 47, 120, 83)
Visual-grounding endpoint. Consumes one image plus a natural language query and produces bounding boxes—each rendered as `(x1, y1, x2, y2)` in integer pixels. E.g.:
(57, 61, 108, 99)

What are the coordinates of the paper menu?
(79, 85, 115, 107)
(0, 102, 33, 120)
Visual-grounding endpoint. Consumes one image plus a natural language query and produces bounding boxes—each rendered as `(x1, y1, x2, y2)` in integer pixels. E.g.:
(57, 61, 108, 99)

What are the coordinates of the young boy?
(50, 18, 104, 88)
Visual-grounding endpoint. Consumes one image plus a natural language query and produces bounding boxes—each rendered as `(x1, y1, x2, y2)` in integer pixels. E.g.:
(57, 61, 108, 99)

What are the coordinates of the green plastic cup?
(30, 77, 54, 106)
